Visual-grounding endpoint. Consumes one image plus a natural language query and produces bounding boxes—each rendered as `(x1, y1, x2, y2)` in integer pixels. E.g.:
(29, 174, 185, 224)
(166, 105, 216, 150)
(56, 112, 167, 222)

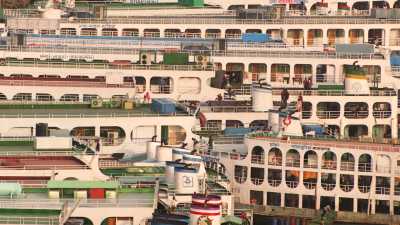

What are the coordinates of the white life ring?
(283, 116, 291, 126)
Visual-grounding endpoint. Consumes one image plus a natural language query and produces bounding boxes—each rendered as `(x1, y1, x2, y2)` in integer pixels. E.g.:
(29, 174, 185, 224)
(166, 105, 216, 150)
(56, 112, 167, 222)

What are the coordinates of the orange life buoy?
(283, 116, 291, 126)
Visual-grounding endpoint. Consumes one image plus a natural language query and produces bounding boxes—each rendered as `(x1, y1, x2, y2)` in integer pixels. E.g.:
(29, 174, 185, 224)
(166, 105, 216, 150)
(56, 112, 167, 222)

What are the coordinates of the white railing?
(0, 180, 47, 188)
(0, 198, 154, 209)
(0, 111, 189, 118)
(286, 181, 299, 188)
(0, 216, 59, 225)
(268, 179, 281, 187)
(234, 176, 247, 184)
(285, 159, 300, 167)
(376, 186, 390, 195)
(389, 38, 400, 46)
(322, 160, 337, 170)
(248, 134, 400, 153)
(0, 44, 385, 61)
(358, 185, 371, 193)
(0, 164, 89, 170)
(268, 157, 282, 166)
(251, 178, 264, 185)
(99, 160, 137, 168)
(0, 79, 134, 88)
(395, 187, 400, 195)
(60, 17, 400, 25)
(344, 110, 369, 119)
(251, 155, 264, 164)
(0, 100, 88, 105)
(200, 105, 253, 113)
(340, 184, 354, 192)
(340, 162, 355, 171)
(0, 136, 33, 141)
(271, 89, 396, 96)
(0, 150, 87, 157)
(321, 183, 335, 191)
(213, 50, 383, 60)
(100, 137, 125, 146)
(303, 181, 316, 189)
(303, 160, 317, 168)
(316, 111, 341, 119)
(358, 163, 372, 172)
(372, 111, 391, 118)
(2, 59, 214, 71)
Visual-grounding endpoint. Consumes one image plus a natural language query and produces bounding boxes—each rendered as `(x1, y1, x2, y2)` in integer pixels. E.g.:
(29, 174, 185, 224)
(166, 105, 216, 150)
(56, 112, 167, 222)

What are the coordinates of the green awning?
(47, 180, 119, 189)
(221, 215, 242, 225)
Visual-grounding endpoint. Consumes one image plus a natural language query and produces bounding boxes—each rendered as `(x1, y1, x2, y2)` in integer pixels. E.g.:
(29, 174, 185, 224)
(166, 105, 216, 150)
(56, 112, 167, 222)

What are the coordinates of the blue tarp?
(302, 124, 324, 135)
(224, 128, 252, 136)
(391, 54, 400, 66)
(151, 98, 176, 114)
(242, 33, 270, 43)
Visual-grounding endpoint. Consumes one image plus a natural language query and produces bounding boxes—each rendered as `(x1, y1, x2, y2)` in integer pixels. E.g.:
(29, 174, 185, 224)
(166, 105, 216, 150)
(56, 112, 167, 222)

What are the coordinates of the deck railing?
(340, 162, 355, 171)
(0, 164, 89, 170)
(344, 110, 369, 119)
(285, 159, 300, 167)
(2, 59, 214, 71)
(268, 179, 281, 187)
(372, 111, 391, 118)
(251, 155, 264, 164)
(59, 17, 400, 25)
(316, 111, 341, 119)
(268, 157, 282, 166)
(340, 184, 354, 192)
(250, 178, 264, 185)
(0, 198, 154, 209)
(0, 180, 47, 188)
(0, 216, 59, 225)
(322, 160, 337, 170)
(358, 163, 372, 172)
(303, 160, 318, 168)
(248, 134, 400, 153)
(358, 185, 371, 193)
(303, 181, 317, 189)
(271, 89, 396, 96)
(234, 176, 247, 184)
(0, 45, 385, 60)
(375, 186, 390, 195)
(0, 79, 134, 88)
(321, 183, 335, 191)
(286, 180, 299, 188)
(200, 105, 253, 113)
(0, 111, 189, 118)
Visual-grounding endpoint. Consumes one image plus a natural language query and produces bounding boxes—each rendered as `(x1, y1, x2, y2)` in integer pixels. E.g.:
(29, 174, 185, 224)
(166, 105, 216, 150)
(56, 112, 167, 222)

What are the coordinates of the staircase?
(59, 199, 81, 225)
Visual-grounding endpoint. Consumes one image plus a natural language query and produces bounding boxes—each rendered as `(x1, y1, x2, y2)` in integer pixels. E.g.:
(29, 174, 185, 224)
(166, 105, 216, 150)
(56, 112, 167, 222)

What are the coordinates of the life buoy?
(283, 116, 291, 126)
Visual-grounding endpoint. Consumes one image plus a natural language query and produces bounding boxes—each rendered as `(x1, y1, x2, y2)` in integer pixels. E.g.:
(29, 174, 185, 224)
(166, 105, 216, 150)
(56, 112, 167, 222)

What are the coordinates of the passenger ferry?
(1, 0, 400, 224)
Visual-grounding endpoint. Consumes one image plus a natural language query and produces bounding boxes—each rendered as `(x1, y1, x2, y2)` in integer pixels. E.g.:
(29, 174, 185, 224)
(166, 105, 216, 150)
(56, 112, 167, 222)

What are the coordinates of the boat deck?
(0, 105, 190, 118)
(0, 156, 86, 170)
(248, 133, 400, 152)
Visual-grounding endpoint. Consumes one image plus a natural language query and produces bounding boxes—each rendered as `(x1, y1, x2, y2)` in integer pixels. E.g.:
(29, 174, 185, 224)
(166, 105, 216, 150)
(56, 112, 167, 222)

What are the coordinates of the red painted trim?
(190, 211, 220, 216)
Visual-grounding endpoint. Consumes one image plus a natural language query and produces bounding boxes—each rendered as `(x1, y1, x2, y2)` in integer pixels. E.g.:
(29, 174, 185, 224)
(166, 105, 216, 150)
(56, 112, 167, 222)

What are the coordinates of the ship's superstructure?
(2, 0, 400, 224)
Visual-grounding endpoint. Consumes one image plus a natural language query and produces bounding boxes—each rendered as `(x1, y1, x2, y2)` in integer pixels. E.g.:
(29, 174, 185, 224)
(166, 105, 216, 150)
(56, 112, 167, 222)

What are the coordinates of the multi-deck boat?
(2, 0, 400, 224)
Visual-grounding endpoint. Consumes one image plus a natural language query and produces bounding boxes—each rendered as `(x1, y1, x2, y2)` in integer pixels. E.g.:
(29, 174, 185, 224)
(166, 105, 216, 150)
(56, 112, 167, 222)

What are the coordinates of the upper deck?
(248, 132, 400, 152)
(0, 102, 191, 118)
